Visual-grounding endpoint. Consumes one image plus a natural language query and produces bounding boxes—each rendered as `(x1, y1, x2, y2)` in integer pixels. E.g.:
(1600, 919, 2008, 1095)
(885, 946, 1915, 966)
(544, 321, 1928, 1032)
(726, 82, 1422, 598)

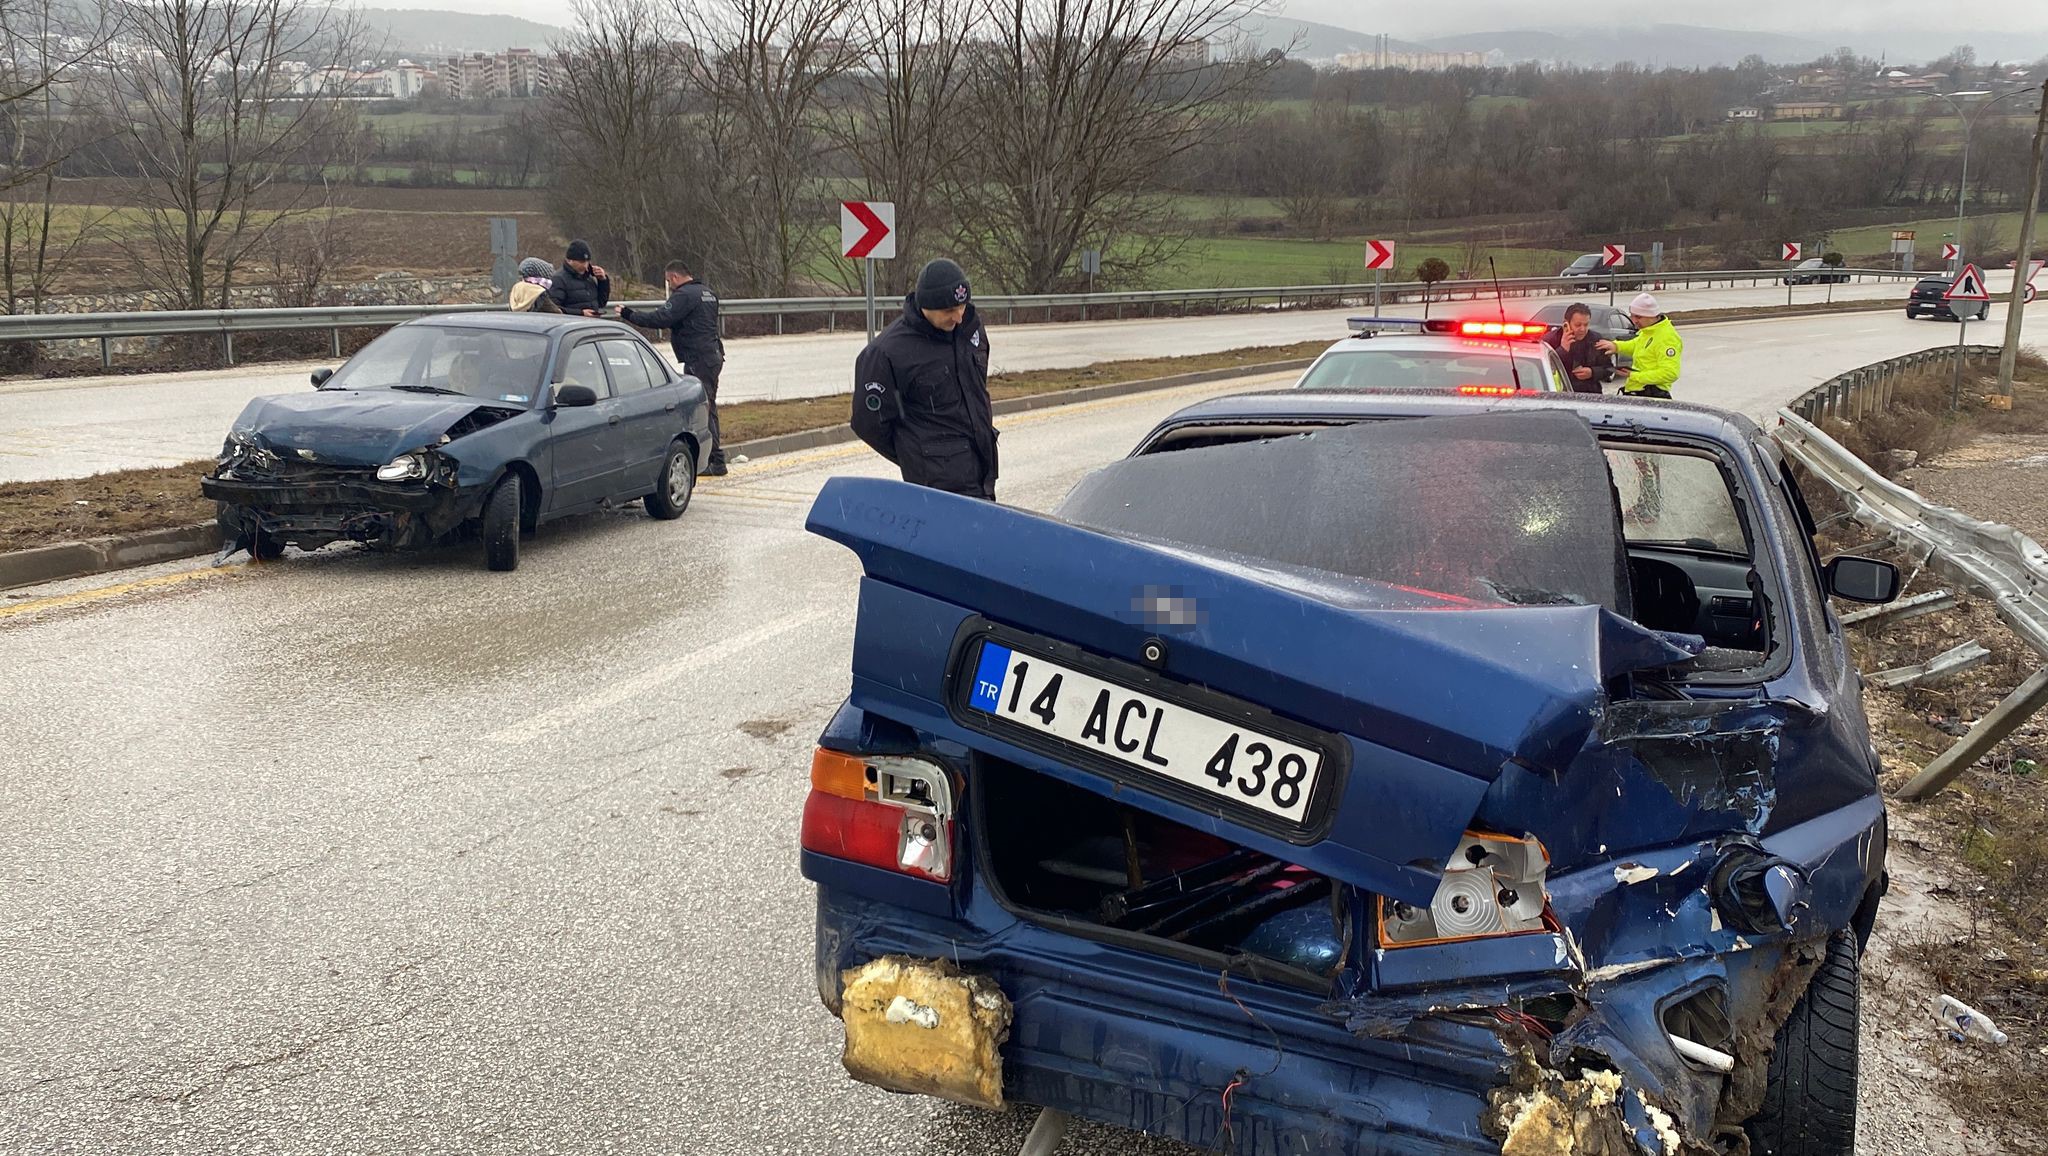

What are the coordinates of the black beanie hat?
(566, 239, 593, 262)
(914, 258, 971, 310)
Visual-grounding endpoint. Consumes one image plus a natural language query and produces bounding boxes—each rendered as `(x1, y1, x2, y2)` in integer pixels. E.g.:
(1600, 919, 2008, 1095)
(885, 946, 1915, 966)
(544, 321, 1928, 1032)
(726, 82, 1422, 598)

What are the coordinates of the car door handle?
(664, 402, 678, 412)
(608, 414, 621, 425)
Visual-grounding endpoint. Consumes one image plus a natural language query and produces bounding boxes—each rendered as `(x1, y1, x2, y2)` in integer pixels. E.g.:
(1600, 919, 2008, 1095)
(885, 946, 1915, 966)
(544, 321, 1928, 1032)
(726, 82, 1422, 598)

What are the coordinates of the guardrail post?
(1900, 666, 2048, 800)
(331, 328, 341, 357)
(775, 311, 784, 336)
(827, 309, 836, 333)
(223, 332, 234, 367)
(99, 336, 110, 369)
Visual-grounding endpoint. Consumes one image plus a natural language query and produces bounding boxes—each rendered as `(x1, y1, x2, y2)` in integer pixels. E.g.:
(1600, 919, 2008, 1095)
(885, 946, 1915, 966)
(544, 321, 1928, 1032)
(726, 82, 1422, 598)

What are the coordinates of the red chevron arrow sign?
(841, 201, 896, 260)
(1364, 239, 1396, 270)
(1602, 244, 1626, 267)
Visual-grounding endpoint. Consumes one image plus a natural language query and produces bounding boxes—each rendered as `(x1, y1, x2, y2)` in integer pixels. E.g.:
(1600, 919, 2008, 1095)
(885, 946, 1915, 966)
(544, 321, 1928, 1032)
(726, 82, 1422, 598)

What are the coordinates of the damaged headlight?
(1380, 831, 1551, 947)
(376, 453, 429, 482)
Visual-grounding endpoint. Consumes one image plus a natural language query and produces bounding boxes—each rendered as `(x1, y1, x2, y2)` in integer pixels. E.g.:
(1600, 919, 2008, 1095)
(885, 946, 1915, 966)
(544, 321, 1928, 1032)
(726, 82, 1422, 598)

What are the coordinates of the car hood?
(228, 390, 525, 467)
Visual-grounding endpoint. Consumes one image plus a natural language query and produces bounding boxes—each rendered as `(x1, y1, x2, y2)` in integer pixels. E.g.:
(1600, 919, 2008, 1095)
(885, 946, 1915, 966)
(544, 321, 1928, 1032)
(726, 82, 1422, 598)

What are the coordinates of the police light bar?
(1346, 317, 1428, 337)
(1346, 317, 1549, 340)
(1456, 320, 1548, 339)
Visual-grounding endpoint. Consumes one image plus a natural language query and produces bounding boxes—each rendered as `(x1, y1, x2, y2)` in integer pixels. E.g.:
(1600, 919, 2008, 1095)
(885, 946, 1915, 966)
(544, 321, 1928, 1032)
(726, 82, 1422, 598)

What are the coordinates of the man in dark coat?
(1543, 302, 1615, 393)
(623, 261, 728, 475)
(850, 258, 997, 500)
(546, 239, 611, 317)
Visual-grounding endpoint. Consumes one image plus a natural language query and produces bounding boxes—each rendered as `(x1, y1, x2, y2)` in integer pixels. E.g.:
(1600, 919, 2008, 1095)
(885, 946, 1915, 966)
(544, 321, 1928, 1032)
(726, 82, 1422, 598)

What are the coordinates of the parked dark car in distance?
(800, 390, 1900, 1156)
(1905, 276, 1988, 322)
(1784, 258, 1850, 285)
(1559, 251, 1648, 291)
(203, 314, 713, 571)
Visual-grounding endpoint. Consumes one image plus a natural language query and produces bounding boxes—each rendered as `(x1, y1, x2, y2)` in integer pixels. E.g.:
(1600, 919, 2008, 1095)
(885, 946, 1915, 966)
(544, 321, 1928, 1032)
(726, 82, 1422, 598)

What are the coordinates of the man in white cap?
(1597, 293, 1684, 399)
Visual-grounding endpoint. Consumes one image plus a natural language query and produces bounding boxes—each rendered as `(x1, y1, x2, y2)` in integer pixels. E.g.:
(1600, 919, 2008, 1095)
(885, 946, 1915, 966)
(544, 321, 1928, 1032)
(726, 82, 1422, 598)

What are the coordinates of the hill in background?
(354, 7, 562, 57)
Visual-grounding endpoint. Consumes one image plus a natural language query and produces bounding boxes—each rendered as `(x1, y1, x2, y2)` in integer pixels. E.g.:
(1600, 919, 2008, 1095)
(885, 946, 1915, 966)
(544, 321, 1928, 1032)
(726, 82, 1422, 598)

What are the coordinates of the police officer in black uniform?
(623, 260, 728, 475)
(547, 239, 611, 316)
(850, 258, 997, 500)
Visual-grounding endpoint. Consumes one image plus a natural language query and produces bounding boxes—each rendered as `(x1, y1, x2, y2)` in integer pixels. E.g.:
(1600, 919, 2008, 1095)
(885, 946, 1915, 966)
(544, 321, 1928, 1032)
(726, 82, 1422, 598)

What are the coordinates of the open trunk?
(976, 752, 1352, 988)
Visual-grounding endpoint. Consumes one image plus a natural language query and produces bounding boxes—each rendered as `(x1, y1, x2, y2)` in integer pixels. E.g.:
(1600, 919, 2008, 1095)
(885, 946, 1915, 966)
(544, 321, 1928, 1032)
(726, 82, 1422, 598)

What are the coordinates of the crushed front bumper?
(202, 474, 482, 550)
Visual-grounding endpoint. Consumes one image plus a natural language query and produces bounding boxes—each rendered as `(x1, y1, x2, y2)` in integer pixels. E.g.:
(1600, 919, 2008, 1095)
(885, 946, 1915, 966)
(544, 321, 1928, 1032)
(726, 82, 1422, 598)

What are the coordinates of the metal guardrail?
(1785, 345, 2006, 423)
(1775, 409, 2048, 799)
(0, 267, 1924, 368)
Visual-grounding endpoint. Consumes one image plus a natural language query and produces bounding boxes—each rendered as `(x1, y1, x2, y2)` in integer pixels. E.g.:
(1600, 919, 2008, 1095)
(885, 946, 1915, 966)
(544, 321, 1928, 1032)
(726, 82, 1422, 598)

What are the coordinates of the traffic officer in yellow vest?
(1597, 293, 1684, 398)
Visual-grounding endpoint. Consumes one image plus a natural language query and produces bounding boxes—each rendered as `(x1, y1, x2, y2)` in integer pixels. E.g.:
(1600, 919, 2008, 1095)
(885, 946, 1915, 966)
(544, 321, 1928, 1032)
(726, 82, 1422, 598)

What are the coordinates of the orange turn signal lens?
(811, 748, 873, 801)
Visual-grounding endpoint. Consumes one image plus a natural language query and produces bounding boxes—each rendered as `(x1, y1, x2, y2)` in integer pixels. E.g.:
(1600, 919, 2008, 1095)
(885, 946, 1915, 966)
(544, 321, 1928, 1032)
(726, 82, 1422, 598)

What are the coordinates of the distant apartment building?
(443, 48, 558, 99)
(1770, 101, 1841, 120)
(1335, 35, 1485, 72)
(1726, 106, 1762, 120)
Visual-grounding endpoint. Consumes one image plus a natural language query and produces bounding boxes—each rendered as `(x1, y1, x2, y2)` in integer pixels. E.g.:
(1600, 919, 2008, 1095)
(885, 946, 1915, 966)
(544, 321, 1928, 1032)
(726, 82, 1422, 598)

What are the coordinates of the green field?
(362, 111, 509, 136)
(1830, 211, 2026, 258)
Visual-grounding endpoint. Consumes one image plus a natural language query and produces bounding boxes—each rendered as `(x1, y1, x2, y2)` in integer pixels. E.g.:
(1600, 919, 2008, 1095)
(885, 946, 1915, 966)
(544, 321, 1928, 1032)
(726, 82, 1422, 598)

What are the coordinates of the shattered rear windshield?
(324, 325, 552, 405)
(1058, 410, 1633, 612)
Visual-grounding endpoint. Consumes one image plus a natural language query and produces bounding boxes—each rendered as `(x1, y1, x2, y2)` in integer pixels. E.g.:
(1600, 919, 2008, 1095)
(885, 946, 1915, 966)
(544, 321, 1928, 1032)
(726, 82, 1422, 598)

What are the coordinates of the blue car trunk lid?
(807, 473, 1695, 907)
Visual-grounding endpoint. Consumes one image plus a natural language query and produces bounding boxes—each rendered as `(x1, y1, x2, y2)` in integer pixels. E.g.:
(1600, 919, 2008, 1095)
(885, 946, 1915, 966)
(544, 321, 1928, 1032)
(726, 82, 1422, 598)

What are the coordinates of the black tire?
(483, 473, 521, 572)
(645, 440, 696, 521)
(1745, 930, 1859, 1156)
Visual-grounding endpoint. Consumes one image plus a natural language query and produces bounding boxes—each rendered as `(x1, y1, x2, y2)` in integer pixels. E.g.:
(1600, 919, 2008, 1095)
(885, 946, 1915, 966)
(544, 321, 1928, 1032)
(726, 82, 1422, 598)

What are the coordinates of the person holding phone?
(547, 239, 611, 317)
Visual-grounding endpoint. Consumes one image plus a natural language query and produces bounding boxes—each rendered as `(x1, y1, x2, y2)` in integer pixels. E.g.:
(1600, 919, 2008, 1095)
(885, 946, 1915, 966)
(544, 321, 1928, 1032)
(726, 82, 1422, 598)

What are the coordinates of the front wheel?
(483, 473, 521, 571)
(645, 440, 696, 520)
(1745, 930, 1859, 1156)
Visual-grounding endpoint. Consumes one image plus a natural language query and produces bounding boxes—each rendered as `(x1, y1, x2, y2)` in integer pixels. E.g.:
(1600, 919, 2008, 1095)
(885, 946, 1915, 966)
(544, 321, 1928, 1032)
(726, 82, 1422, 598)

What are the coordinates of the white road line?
(485, 609, 831, 745)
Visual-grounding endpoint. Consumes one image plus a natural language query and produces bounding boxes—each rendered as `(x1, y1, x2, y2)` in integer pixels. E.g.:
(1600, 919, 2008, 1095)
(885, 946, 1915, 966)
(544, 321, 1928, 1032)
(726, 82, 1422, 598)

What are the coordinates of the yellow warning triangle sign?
(1946, 263, 1990, 301)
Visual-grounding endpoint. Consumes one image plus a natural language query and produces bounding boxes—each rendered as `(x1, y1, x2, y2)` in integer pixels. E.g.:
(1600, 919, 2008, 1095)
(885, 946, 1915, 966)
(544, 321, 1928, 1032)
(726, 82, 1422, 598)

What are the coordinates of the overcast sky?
(1283, 0, 2047, 38)
(382, 0, 2048, 58)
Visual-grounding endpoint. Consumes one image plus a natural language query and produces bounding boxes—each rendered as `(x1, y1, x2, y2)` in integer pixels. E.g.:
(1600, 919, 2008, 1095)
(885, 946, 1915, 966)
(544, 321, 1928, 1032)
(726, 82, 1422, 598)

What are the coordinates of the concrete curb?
(0, 521, 220, 592)
(0, 358, 1314, 593)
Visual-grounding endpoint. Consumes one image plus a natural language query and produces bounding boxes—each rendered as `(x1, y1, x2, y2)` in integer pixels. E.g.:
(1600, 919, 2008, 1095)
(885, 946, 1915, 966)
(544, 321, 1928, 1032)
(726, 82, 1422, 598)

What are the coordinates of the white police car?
(1293, 317, 1572, 396)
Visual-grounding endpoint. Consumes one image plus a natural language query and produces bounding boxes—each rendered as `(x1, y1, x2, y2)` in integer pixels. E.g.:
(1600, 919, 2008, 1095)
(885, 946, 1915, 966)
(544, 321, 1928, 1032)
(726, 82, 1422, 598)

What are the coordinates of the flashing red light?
(1458, 321, 1547, 338)
(1457, 384, 1522, 396)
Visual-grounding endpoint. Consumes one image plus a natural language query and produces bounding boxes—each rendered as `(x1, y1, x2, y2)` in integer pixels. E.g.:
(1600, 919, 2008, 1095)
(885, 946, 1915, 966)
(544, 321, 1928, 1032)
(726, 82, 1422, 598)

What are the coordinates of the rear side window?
(600, 340, 655, 393)
(634, 344, 671, 385)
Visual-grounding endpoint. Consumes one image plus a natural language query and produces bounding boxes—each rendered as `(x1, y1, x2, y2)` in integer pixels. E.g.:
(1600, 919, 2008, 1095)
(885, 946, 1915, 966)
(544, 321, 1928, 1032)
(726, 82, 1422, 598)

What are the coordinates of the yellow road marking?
(0, 563, 243, 621)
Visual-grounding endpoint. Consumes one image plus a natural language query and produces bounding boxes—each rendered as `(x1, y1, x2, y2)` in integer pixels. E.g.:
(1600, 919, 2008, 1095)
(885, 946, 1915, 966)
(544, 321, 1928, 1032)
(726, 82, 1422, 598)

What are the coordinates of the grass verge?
(0, 341, 1327, 556)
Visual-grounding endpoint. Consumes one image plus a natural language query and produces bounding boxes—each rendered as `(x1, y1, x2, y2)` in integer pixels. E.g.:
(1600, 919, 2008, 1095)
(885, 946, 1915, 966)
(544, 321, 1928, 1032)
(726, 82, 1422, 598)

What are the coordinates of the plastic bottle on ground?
(1932, 994, 2009, 1045)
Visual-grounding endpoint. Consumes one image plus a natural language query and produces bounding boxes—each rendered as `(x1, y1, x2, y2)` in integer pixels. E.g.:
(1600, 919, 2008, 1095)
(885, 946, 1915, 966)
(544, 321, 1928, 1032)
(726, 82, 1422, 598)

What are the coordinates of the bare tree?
(260, 194, 355, 307)
(0, 0, 123, 319)
(544, 0, 697, 282)
(949, 0, 1275, 293)
(674, 0, 865, 295)
(117, 0, 372, 309)
(824, 0, 972, 293)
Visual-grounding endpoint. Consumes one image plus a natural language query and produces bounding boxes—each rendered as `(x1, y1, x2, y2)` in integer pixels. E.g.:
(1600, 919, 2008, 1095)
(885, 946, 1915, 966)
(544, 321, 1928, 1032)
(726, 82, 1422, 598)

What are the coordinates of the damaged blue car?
(800, 392, 1902, 1155)
(203, 314, 712, 571)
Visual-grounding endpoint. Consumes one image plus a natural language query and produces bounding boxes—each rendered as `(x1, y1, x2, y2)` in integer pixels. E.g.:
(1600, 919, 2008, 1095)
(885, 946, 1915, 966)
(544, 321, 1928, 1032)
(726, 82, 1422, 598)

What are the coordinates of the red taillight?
(800, 749, 954, 882)
(1458, 384, 1522, 396)
(1458, 321, 1546, 338)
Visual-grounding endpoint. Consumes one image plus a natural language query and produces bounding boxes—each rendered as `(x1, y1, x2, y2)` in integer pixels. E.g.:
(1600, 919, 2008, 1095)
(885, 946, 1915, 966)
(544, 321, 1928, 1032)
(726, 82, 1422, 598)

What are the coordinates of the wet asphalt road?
(2, 272, 2004, 483)
(1, 376, 1285, 1155)
(0, 308, 2030, 1154)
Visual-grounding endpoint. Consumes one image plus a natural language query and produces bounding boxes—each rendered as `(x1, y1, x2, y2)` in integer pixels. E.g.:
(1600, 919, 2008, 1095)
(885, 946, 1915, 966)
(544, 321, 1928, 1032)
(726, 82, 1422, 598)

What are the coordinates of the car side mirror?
(311, 368, 334, 387)
(1823, 556, 1900, 604)
(553, 383, 598, 408)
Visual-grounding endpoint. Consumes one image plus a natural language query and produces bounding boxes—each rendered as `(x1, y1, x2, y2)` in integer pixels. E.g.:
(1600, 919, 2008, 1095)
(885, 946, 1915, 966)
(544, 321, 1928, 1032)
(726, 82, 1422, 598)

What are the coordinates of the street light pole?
(1995, 78, 2048, 402)
(1927, 89, 2034, 273)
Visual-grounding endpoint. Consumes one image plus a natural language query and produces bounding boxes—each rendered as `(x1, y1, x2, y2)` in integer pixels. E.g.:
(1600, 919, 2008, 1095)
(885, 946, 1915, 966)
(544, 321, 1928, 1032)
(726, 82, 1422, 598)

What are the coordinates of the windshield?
(1060, 411, 1632, 612)
(1564, 256, 1599, 271)
(1298, 349, 1552, 392)
(323, 325, 552, 405)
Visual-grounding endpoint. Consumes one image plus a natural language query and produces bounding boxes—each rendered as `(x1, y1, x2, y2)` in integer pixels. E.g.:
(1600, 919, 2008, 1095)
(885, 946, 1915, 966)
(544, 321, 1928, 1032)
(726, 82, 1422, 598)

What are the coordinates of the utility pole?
(1996, 78, 2048, 403)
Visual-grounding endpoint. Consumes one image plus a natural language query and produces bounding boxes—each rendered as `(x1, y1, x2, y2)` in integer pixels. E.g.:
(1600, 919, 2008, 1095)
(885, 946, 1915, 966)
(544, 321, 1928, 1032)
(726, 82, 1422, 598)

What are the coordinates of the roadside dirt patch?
(0, 461, 214, 554)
